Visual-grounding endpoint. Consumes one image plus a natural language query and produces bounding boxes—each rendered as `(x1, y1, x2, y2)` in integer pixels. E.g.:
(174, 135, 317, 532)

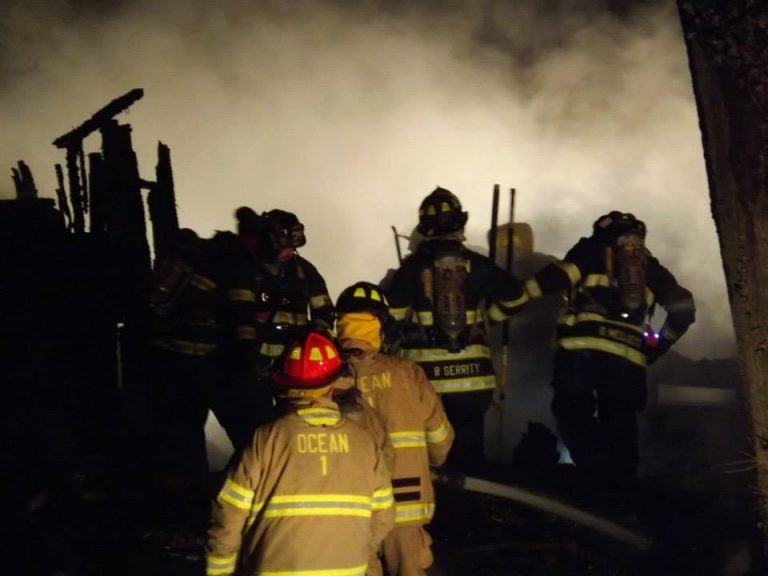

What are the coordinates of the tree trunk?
(677, 0, 768, 546)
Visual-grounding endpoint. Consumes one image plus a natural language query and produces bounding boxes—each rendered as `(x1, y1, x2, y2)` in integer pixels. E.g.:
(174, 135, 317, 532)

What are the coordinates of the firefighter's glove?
(645, 339, 671, 365)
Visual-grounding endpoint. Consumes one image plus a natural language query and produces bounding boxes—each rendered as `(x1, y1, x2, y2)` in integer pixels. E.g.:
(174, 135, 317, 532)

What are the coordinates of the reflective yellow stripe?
(559, 336, 647, 366)
(260, 563, 368, 576)
(206, 552, 238, 576)
(389, 431, 427, 449)
(558, 312, 644, 333)
(488, 293, 529, 321)
(260, 342, 286, 358)
(400, 344, 491, 363)
(263, 494, 374, 518)
(426, 419, 450, 444)
(296, 407, 341, 427)
(395, 502, 435, 524)
(583, 274, 611, 288)
(558, 261, 582, 285)
(432, 375, 497, 394)
(218, 478, 255, 510)
(390, 306, 410, 321)
(645, 287, 655, 308)
(237, 326, 256, 340)
(525, 278, 543, 299)
(372, 486, 394, 510)
(310, 294, 333, 309)
(415, 310, 434, 325)
(272, 311, 309, 325)
(190, 273, 216, 291)
(227, 289, 255, 302)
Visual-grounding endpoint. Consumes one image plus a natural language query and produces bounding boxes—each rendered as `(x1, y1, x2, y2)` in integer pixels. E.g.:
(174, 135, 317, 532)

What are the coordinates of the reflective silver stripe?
(559, 336, 646, 367)
(263, 494, 374, 518)
(432, 375, 497, 394)
(399, 344, 491, 363)
(310, 294, 333, 309)
(558, 261, 582, 285)
(525, 278, 543, 299)
(395, 502, 435, 524)
(426, 419, 450, 444)
(218, 478, 255, 510)
(206, 552, 237, 576)
(389, 431, 426, 449)
(227, 288, 255, 302)
(190, 274, 216, 291)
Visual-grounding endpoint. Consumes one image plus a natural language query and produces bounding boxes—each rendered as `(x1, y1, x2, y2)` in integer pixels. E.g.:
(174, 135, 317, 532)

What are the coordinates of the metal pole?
(489, 184, 500, 263)
(392, 225, 403, 265)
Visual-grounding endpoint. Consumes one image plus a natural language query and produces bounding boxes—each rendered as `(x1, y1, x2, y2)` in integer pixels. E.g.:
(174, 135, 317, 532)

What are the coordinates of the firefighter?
(524, 210, 696, 499)
(147, 216, 266, 499)
(336, 281, 454, 576)
(214, 208, 337, 448)
(250, 208, 335, 374)
(206, 330, 395, 576)
(385, 187, 528, 474)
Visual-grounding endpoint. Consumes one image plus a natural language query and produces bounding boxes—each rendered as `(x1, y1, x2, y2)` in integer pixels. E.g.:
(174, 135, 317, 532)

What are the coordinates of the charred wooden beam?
(52, 88, 144, 149)
(11, 160, 38, 200)
(147, 141, 179, 261)
(54, 163, 72, 231)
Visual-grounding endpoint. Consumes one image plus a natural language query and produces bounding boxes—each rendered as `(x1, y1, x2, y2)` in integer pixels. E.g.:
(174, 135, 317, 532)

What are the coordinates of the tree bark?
(677, 0, 768, 545)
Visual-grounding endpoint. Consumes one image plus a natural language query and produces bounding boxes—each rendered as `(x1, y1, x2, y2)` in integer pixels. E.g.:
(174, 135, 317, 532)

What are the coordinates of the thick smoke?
(0, 0, 734, 361)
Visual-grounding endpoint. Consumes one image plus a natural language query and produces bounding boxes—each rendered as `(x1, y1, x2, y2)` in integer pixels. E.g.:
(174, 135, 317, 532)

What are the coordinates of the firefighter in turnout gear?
(251, 208, 335, 372)
(147, 218, 270, 492)
(385, 187, 528, 473)
(524, 211, 696, 496)
(336, 281, 454, 576)
(215, 207, 338, 448)
(206, 330, 395, 576)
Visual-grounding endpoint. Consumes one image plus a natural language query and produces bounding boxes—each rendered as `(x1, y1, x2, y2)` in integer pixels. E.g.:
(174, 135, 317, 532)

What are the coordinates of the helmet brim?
(272, 370, 339, 390)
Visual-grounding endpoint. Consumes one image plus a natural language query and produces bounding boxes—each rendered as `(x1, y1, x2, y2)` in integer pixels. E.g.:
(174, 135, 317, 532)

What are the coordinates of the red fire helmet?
(272, 331, 342, 389)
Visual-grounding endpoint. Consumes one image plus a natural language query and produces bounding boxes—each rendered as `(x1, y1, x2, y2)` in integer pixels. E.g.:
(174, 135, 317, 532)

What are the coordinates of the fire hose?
(433, 471, 653, 552)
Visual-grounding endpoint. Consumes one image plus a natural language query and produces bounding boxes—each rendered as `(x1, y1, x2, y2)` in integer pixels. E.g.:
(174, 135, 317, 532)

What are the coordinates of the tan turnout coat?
(206, 395, 395, 576)
(342, 339, 454, 527)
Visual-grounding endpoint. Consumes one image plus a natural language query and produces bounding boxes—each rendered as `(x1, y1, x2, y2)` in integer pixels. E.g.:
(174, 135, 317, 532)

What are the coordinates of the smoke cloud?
(0, 0, 735, 360)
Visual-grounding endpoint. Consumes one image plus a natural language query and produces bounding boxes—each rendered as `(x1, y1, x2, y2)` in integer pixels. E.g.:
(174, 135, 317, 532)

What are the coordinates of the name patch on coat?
(296, 432, 350, 454)
(357, 371, 392, 392)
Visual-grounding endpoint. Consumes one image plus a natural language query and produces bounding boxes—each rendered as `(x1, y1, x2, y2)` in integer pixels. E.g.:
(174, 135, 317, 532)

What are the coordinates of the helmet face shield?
(288, 222, 306, 248)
